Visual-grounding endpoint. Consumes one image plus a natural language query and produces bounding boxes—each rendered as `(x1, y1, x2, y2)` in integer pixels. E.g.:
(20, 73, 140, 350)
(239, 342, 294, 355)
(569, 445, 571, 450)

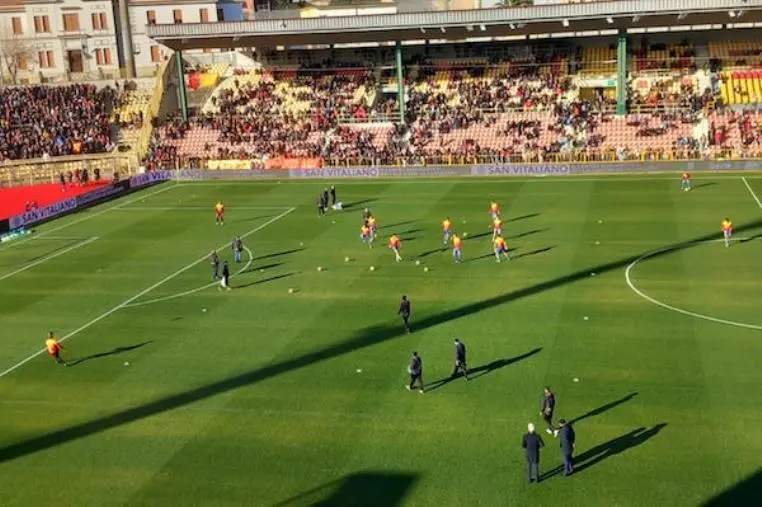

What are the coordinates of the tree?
(0, 28, 35, 85)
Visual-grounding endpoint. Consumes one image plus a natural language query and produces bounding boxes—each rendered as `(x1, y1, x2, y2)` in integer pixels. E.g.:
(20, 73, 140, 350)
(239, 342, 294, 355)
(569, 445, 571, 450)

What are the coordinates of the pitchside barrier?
(4, 159, 762, 234)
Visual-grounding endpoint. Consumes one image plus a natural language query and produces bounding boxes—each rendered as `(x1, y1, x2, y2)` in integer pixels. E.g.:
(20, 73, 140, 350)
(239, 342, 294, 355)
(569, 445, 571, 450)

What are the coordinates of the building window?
(62, 13, 80, 32)
(92, 12, 108, 30)
(146, 10, 156, 25)
(173, 9, 182, 24)
(11, 16, 23, 35)
(34, 15, 51, 33)
(199, 8, 209, 23)
(38, 50, 55, 68)
(150, 45, 161, 63)
(95, 48, 113, 65)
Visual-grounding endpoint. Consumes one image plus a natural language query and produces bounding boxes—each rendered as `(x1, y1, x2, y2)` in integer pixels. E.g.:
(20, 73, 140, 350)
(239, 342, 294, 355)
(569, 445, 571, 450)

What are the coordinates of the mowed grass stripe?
(0, 179, 760, 507)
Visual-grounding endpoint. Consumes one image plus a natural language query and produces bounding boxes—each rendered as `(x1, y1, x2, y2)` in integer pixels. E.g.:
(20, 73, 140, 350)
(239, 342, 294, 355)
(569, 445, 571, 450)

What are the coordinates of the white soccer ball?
(573, 378, 580, 383)
(124, 361, 130, 366)
(415, 260, 421, 266)
(288, 288, 294, 294)
(424, 267, 429, 272)
(317, 266, 323, 272)
(369, 266, 375, 271)
(590, 272, 596, 277)
(202, 308, 207, 313)
(344, 256, 350, 262)
(583, 316, 589, 321)
(463, 232, 468, 237)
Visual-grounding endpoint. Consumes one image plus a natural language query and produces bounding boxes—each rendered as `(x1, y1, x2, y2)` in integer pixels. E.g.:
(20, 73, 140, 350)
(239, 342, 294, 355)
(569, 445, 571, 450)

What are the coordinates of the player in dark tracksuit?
(317, 194, 325, 217)
(330, 185, 337, 205)
(399, 295, 411, 333)
(322, 188, 330, 211)
(451, 338, 469, 380)
(541, 387, 557, 436)
(219, 261, 231, 291)
(407, 351, 424, 393)
(210, 251, 220, 280)
(232, 236, 243, 263)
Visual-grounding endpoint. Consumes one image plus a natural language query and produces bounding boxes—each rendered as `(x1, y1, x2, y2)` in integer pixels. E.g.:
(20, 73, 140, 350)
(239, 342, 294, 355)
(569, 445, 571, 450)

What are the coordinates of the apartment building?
(0, 0, 219, 83)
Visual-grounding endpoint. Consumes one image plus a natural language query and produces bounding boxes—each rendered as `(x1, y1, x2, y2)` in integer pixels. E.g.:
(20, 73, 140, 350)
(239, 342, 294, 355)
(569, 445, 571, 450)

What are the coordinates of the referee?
(398, 295, 411, 333)
(450, 338, 469, 380)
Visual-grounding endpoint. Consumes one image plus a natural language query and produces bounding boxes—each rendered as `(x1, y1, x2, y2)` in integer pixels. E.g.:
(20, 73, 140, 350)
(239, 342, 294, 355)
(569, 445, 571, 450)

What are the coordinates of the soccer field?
(0, 175, 760, 507)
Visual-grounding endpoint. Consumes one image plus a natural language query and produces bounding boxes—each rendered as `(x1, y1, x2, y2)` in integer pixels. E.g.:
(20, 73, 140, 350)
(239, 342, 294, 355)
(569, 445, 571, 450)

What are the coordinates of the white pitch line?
(742, 177, 762, 209)
(123, 246, 255, 308)
(0, 236, 99, 283)
(625, 239, 762, 331)
(0, 207, 295, 379)
(117, 206, 292, 211)
(5, 182, 181, 249)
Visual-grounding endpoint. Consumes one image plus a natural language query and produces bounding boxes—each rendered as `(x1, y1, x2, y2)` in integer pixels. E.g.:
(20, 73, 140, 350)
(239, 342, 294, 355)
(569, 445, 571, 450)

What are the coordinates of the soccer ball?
(424, 267, 429, 272)
(463, 232, 468, 237)
(317, 266, 323, 272)
(344, 257, 350, 262)
(288, 288, 294, 294)
(369, 266, 375, 271)
(415, 260, 421, 266)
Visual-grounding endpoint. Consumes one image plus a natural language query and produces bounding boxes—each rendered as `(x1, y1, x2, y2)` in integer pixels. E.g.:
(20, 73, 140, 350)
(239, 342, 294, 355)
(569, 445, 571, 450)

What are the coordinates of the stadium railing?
(0, 153, 138, 187)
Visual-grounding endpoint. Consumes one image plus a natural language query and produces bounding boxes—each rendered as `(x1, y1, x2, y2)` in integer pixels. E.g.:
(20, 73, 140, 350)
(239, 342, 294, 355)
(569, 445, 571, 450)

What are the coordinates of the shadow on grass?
(467, 248, 519, 262)
(702, 468, 762, 506)
(416, 246, 449, 259)
(343, 199, 378, 210)
(237, 272, 298, 289)
(509, 228, 550, 240)
(1, 220, 761, 464)
(242, 262, 283, 274)
(252, 248, 305, 262)
(425, 347, 542, 393)
(692, 182, 718, 190)
(506, 212, 541, 223)
(379, 219, 416, 230)
(544, 423, 667, 479)
(513, 246, 555, 259)
(69, 342, 153, 367)
(569, 392, 638, 425)
(273, 470, 418, 507)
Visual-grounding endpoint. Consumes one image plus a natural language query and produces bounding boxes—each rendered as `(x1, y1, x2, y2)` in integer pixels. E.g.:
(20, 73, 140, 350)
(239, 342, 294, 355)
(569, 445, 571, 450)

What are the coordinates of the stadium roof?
(148, 0, 762, 50)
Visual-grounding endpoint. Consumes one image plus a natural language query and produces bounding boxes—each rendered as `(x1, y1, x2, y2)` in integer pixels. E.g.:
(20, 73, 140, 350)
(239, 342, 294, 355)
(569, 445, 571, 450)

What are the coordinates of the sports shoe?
(546, 428, 553, 435)
(405, 385, 411, 391)
(553, 430, 559, 438)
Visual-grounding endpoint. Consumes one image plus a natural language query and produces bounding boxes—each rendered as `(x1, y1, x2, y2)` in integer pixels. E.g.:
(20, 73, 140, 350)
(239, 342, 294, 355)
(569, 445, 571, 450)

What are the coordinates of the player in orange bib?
(367, 215, 377, 240)
(452, 233, 463, 263)
(491, 217, 504, 240)
(360, 224, 372, 248)
(681, 172, 691, 192)
(721, 218, 733, 248)
(490, 201, 500, 220)
(389, 234, 402, 262)
(215, 201, 225, 225)
(494, 235, 510, 263)
(442, 217, 453, 244)
(45, 331, 67, 366)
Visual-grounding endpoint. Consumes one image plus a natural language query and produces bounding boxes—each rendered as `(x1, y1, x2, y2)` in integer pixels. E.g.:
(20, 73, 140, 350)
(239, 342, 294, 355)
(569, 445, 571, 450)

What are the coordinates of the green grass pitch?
(0, 175, 760, 507)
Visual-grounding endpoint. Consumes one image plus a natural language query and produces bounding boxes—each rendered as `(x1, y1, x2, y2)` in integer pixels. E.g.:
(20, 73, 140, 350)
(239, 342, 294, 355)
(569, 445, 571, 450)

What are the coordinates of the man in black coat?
(398, 295, 411, 333)
(540, 387, 556, 435)
(406, 351, 424, 393)
(522, 423, 545, 483)
(450, 338, 469, 380)
(558, 419, 576, 476)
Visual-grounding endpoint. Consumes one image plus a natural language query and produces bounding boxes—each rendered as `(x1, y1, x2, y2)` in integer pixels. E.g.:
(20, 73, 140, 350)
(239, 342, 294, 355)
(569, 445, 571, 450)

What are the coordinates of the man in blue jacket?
(558, 419, 576, 476)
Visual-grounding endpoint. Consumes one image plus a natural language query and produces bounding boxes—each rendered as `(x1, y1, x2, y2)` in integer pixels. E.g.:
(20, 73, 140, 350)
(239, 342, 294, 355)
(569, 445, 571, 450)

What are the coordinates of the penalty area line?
(122, 246, 255, 308)
(0, 236, 99, 283)
(742, 177, 762, 209)
(0, 207, 295, 380)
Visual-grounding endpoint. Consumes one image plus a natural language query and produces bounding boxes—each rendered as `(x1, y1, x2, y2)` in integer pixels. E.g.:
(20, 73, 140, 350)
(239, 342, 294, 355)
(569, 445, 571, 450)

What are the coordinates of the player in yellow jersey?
(360, 224, 372, 248)
(442, 217, 453, 244)
(721, 218, 733, 248)
(494, 235, 510, 263)
(367, 216, 378, 240)
(490, 201, 500, 220)
(491, 217, 503, 241)
(452, 233, 463, 263)
(389, 234, 402, 262)
(45, 331, 67, 366)
(681, 172, 691, 192)
(215, 201, 225, 225)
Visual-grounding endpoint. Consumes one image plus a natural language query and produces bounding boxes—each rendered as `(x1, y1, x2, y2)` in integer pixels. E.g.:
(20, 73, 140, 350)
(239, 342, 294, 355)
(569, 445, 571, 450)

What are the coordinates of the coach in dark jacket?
(522, 423, 545, 483)
(558, 419, 576, 476)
